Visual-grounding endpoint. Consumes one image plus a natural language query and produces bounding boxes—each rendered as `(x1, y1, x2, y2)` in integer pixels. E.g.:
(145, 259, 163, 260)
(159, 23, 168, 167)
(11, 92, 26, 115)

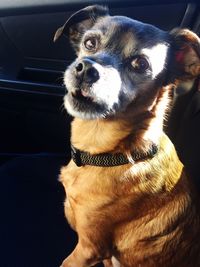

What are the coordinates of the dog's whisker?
(59, 103, 66, 113)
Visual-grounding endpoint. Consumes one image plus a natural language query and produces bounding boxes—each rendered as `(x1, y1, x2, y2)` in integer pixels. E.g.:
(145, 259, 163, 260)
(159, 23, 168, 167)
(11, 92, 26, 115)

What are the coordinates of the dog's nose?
(75, 59, 99, 84)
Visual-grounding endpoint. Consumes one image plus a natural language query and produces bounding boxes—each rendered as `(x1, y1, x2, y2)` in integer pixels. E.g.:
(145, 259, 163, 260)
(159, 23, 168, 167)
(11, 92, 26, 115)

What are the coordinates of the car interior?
(0, 0, 199, 266)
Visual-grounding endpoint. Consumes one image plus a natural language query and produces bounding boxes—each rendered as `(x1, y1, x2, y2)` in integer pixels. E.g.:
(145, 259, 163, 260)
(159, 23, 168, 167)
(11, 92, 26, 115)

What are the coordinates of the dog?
(54, 5, 200, 267)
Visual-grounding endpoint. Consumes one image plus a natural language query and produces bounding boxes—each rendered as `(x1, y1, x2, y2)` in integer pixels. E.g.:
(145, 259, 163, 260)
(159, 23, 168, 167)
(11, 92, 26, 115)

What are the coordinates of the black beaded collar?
(71, 144, 158, 167)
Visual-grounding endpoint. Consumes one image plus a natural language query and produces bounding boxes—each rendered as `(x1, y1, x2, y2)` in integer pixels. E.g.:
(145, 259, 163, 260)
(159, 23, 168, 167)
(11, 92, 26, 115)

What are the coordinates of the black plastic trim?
(0, 79, 65, 96)
(193, 12, 200, 34)
(0, 0, 198, 17)
(180, 3, 197, 27)
(17, 67, 63, 86)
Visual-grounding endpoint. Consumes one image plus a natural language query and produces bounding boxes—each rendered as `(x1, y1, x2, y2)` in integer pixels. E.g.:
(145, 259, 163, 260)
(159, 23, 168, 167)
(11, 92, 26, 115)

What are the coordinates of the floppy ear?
(170, 29, 200, 81)
(54, 5, 109, 52)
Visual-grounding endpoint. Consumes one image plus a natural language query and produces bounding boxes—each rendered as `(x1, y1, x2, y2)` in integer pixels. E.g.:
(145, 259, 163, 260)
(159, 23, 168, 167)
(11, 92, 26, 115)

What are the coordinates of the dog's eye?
(131, 57, 149, 73)
(84, 38, 97, 51)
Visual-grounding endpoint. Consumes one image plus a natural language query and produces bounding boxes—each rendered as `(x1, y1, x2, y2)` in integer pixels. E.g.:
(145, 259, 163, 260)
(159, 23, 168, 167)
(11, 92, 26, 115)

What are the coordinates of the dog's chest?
(60, 161, 137, 228)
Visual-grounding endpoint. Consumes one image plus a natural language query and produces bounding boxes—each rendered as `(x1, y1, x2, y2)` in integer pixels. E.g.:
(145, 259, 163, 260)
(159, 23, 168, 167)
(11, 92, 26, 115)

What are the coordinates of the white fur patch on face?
(142, 43, 168, 78)
(91, 63, 122, 109)
(64, 95, 99, 119)
(63, 62, 122, 119)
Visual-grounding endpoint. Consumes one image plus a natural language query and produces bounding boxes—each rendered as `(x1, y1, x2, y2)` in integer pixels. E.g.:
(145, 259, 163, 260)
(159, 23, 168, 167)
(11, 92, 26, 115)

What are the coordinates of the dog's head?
(55, 5, 200, 120)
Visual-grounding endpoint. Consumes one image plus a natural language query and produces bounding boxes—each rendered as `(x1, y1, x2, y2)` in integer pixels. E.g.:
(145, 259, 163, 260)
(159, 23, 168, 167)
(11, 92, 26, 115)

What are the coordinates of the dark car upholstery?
(0, 1, 199, 266)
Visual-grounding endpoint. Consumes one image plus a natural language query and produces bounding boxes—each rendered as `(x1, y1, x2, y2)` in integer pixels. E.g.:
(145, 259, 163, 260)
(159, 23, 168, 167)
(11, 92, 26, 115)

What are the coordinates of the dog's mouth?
(65, 86, 110, 119)
(71, 89, 94, 103)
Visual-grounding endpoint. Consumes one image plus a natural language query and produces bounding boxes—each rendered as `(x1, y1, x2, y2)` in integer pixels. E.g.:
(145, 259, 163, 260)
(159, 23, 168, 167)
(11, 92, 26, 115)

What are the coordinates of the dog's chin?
(64, 93, 113, 120)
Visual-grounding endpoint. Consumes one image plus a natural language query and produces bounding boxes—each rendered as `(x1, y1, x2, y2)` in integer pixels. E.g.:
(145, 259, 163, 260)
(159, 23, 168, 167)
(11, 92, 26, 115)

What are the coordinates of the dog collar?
(71, 144, 158, 167)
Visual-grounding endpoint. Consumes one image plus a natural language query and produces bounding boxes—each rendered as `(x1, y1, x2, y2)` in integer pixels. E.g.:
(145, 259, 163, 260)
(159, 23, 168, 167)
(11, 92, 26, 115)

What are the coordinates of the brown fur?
(60, 85, 200, 267)
(57, 8, 200, 267)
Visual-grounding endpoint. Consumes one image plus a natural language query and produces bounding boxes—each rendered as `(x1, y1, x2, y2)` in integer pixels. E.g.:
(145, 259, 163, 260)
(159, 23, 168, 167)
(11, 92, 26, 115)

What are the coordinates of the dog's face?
(55, 5, 200, 120)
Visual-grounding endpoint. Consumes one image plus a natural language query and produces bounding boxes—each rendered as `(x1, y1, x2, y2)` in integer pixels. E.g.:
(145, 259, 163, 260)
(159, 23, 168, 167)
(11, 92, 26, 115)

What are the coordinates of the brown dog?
(55, 5, 200, 267)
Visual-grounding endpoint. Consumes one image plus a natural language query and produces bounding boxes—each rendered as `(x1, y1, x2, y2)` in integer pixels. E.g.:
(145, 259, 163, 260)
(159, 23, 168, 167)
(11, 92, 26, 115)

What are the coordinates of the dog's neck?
(71, 85, 172, 155)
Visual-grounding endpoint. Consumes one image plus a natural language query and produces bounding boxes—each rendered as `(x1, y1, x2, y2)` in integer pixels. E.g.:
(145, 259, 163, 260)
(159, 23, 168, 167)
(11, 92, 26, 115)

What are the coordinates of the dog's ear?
(170, 29, 200, 81)
(54, 5, 109, 51)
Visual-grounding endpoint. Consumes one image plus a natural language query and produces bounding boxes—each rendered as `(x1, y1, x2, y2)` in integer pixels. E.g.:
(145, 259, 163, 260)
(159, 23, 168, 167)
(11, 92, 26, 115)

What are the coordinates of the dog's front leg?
(60, 239, 110, 267)
(60, 242, 97, 267)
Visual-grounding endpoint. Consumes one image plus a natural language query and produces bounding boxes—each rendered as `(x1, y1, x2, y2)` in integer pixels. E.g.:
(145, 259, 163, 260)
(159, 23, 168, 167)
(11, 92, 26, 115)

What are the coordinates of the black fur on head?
(54, 5, 109, 52)
(55, 5, 200, 120)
